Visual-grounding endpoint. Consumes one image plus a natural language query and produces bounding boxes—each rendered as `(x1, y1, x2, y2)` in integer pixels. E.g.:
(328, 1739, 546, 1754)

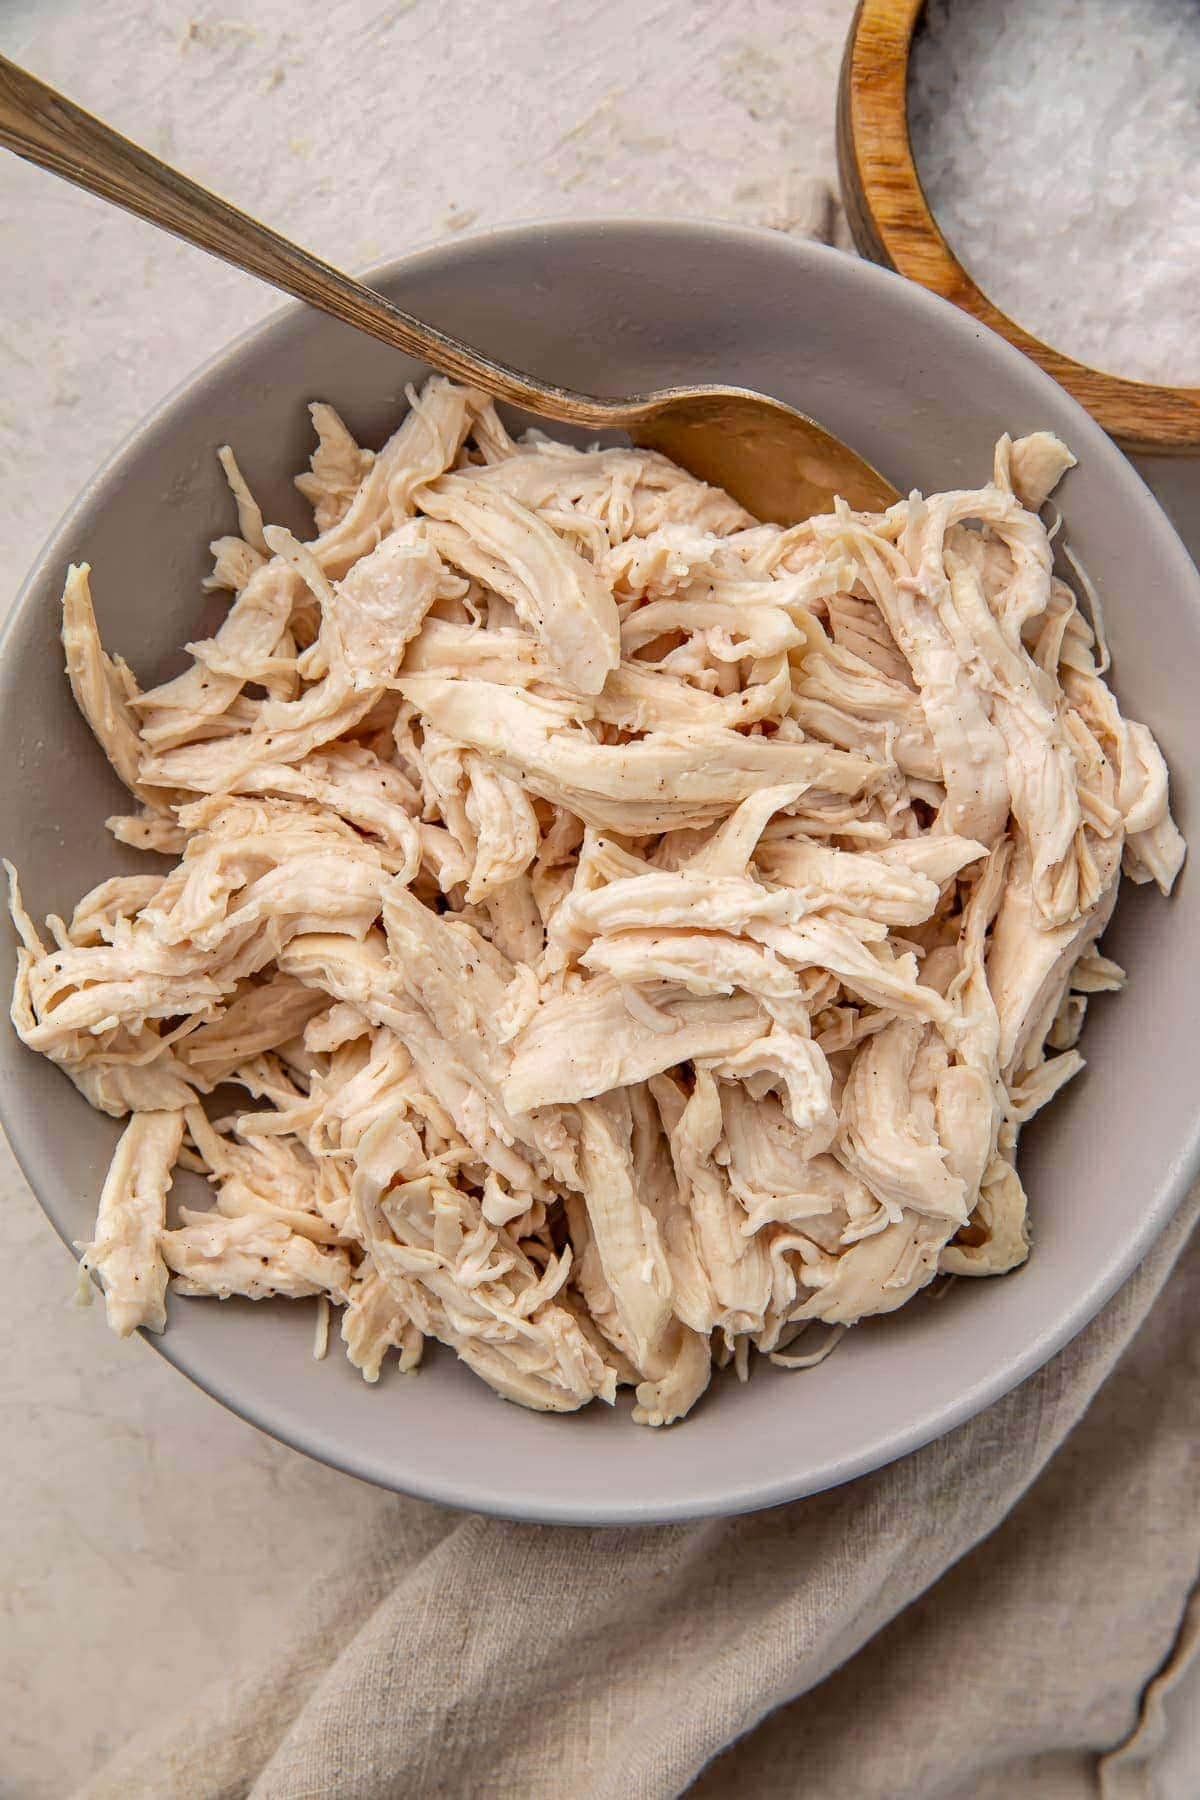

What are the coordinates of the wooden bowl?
(838, 0, 1200, 452)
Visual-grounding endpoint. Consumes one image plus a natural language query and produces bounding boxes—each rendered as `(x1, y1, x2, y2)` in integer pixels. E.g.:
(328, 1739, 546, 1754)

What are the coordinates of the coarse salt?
(909, 0, 1200, 385)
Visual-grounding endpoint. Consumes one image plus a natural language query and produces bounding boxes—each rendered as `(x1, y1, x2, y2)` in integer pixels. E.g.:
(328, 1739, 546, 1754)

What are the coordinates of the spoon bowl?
(630, 386, 899, 520)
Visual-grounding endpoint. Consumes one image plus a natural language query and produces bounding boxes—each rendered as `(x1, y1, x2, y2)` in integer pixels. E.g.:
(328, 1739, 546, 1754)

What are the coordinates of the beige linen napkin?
(79, 1179, 1199, 1800)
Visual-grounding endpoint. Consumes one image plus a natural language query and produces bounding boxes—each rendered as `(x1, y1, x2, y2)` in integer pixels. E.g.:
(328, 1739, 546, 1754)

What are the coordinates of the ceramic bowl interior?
(2, 219, 1197, 1524)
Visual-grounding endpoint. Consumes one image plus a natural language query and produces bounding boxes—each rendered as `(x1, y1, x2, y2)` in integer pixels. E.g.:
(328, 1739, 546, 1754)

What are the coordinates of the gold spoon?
(0, 54, 899, 524)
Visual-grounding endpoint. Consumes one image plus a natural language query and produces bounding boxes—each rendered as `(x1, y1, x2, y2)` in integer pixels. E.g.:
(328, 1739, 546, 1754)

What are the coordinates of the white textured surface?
(0, 2, 1195, 1795)
(910, 0, 1200, 385)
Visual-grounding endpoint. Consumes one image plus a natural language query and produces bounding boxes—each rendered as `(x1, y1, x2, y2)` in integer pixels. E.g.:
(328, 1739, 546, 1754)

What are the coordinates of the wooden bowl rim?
(838, 0, 1200, 452)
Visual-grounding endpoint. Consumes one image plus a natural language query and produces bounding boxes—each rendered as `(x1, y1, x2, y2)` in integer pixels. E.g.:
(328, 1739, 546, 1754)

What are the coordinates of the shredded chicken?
(7, 381, 1184, 1427)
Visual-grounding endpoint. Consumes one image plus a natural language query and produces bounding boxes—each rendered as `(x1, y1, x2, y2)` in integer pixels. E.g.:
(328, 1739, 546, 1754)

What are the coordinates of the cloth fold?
(80, 1182, 1199, 1800)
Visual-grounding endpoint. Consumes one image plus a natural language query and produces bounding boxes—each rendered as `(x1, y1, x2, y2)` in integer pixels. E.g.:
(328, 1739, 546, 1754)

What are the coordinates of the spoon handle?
(0, 53, 623, 429)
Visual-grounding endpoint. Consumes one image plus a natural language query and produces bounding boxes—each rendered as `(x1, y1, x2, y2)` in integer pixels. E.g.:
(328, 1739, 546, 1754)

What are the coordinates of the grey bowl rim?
(2, 212, 1197, 1525)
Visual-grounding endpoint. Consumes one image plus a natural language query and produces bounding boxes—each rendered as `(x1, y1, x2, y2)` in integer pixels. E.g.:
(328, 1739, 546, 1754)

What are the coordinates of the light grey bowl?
(1, 219, 1197, 1525)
